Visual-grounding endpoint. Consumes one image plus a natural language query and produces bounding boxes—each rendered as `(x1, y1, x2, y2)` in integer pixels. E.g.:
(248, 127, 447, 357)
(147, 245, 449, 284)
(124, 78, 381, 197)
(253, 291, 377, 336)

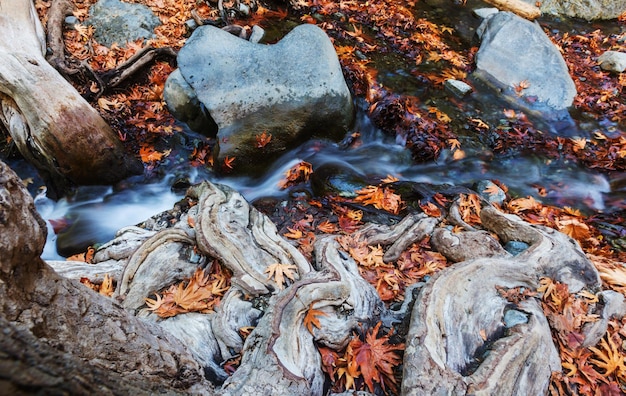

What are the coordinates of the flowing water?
(26, 104, 614, 260)
(3, 1, 623, 259)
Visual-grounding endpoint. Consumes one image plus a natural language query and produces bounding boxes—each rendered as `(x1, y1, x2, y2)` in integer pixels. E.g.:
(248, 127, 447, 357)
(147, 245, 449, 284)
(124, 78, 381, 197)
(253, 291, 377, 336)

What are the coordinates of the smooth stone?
(475, 180, 506, 204)
(598, 51, 626, 72)
(472, 8, 500, 19)
(171, 24, 354, 175)
(528, 0, 626, 20)
(86, 0, 161, 47)
(504, 240, 530, 256)
(444, 79, 473, 98)
(503, 309, 529, 328)
(163, 69, 217, 135)
(473, 12, 576, 112)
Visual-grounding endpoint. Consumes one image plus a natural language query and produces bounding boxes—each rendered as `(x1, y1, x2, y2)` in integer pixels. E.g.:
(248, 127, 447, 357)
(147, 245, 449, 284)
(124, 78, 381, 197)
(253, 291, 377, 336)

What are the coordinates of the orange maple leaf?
(558, 218, 591, 243)
(283, 227, 303, 239)
(317, 220, 337, 234)
(304, 304, 328, 334)
(139, 147, 171, 163)
(145, 265, 230, 318)
(354, 185, 403, 214)
(346, 322, 404, 394)
(255, 131, 272, 148)
(223, 156, 236, 170)
(278, 161, 313, 189)
(99, 274, 115, 297)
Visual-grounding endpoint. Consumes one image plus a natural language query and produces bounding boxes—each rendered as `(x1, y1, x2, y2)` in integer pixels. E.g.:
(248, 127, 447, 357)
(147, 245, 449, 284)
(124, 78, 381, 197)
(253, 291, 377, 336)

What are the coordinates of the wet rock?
(503, 309, 529, 328)
(310, 163, 368, 198)
(530, 0, 626, 20)
(598, 51, 626, 72)
(475, 180, 505, 204)
(86, 0, 161, 47)
(504, 240, 530, 256)
(163, 69, 217, 135)
(165, 24, 354, 175)
(444, 79, 473, 98)
(249, 25, 265, 44)
(473, 12, 576, 112)
(473, 7, 500, 19)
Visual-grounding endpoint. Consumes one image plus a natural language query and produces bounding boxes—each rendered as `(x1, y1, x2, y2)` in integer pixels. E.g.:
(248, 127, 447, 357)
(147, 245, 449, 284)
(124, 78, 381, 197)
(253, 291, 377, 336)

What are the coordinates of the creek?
(3, 1, 624, 260)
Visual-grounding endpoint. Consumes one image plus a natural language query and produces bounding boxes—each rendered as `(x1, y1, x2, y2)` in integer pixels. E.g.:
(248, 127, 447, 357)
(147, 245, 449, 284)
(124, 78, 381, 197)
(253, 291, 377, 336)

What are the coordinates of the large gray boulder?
(524, 0, 626, 20)
(473, 12, 576, 113)
(164, 24, 354, 174)
(86, 0, 161, 47)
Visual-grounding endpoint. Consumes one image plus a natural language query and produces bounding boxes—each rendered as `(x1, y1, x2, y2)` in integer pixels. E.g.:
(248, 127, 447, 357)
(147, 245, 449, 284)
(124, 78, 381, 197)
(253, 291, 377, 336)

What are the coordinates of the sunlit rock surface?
(528, 0, 626, 20)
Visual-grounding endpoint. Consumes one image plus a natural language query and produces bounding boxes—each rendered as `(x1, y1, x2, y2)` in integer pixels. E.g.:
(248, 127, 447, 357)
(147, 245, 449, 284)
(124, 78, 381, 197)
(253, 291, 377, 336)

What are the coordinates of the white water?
(36, 112, 610, 260)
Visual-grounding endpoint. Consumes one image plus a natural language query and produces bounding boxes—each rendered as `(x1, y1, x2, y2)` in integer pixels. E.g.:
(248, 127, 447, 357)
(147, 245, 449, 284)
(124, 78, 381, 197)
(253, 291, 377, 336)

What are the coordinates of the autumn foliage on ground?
(32, 0, 626, 394)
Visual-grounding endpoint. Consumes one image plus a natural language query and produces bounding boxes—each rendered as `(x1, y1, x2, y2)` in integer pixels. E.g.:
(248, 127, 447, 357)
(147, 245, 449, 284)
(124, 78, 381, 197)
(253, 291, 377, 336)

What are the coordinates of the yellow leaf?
(99, 274, 115, 297)
(571, 137, 587, 152)
(283, 227, 303, 239)
(264, 263, 298, 290)
(447, 138, 461, 150)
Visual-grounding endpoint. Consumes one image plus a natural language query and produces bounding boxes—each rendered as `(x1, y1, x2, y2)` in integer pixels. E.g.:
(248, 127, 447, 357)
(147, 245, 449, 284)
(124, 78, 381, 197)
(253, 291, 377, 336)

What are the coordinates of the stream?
(20, 103, 614, 260)
(3, 1, 624, 260)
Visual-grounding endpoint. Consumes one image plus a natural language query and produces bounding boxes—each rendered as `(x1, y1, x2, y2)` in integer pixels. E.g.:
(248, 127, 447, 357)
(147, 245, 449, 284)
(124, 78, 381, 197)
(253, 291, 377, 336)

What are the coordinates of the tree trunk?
(0, 160, 212, 394)
(0, 0, 141, 197)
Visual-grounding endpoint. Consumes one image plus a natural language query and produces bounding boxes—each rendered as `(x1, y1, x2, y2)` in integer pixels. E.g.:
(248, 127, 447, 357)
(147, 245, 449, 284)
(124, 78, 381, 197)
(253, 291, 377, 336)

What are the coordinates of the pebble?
(598, 51, 626, 72)
(504, 309, 529, 328)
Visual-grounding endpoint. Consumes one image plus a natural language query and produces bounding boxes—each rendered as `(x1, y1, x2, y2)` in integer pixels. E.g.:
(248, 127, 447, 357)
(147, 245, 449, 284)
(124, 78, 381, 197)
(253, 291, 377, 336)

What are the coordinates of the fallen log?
(483, 0, 542, 20)
(0, 0, 141, 197)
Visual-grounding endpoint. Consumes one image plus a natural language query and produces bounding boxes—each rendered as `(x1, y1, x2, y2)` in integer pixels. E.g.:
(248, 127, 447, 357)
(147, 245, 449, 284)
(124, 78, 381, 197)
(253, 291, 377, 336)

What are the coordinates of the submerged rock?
(86, 0, 161, 47)
(165, 24, 354, 175)
(473, 12, 576, 113)
(444, 79, 473, 98)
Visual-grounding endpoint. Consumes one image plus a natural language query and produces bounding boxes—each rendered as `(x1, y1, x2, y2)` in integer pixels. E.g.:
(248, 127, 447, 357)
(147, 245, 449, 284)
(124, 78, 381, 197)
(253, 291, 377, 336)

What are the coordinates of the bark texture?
(0, 0, 141, 196)
(0, 160, 212, 394)
(3, 156, 607, 394)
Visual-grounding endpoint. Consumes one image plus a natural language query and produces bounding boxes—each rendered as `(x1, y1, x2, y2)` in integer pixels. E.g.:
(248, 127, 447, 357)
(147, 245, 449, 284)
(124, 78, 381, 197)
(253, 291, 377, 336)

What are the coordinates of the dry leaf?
(264, 263, 298, 290)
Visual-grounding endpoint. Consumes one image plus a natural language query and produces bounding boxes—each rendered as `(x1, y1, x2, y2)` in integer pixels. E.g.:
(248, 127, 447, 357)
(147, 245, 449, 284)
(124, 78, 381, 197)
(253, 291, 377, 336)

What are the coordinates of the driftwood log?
(0, 0, 141, 197)
(4, 153, 609, 394)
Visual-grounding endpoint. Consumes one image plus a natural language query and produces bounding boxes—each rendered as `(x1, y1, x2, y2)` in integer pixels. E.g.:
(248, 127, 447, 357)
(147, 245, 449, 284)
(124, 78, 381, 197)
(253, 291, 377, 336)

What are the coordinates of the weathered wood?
(483, 0, 542, 20)
(46, 0, 77, 75)
(401, 205, 600, 395)
(7, 163, 609, 395)
(190, 182, 313, 294)
(0, 0, 141, 196)
(0, 160, 212, 394)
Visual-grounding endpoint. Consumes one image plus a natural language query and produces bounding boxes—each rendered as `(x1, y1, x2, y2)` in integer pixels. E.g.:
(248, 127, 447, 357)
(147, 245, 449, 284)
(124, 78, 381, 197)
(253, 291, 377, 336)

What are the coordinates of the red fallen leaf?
(255, 131, 272, 148)
(48, 218, 70, 234)
(346, 322, 404, 394)
(318, 346, 340, 377)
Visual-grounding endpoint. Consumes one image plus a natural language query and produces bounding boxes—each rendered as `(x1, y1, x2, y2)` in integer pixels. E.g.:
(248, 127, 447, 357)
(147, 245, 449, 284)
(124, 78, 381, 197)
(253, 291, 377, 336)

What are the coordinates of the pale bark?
(0, 0, 141, 196)
(483, 0, 542, 20)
